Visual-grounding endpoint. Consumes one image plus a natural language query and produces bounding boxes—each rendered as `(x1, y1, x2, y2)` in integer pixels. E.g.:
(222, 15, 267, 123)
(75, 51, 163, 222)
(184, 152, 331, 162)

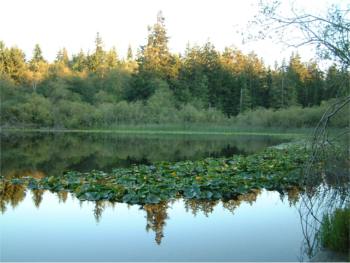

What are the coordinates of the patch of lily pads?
(2, 146, 311, 204)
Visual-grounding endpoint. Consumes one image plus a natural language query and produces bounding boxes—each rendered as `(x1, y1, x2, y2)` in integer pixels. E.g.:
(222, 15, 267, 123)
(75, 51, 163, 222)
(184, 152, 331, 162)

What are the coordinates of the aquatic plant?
(2, 146, 312, 204)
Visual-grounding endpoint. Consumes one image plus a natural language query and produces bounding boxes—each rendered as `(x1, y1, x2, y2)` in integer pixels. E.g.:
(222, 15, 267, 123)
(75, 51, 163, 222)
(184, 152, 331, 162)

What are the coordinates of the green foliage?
(0, 43, 27, 83)
(2, 146, 310, 204)
(71, 50, 87, 72)
(125, 72, 157, 101)
(320, 207, 350, 253)
(0, 12, 349, 129)
(137, 11, 173, 79)
(31, 44, 46, 63)
(233, 100, 350, 128)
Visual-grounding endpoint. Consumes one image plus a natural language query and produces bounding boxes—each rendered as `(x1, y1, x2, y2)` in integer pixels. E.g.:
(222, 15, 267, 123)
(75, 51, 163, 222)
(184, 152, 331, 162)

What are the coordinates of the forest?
(1, 12, 349, 129)
(1, 2, 349, 261)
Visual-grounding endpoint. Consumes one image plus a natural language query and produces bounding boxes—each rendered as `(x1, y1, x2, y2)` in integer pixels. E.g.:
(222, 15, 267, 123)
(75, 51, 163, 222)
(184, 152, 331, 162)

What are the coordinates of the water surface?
(1, 189, 306, 261)
(1, 132, 289, 178)
(1, 132, 308, 261)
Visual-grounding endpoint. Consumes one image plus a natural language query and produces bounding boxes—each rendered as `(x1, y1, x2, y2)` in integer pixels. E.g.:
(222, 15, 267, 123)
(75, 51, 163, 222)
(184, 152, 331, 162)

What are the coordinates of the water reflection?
(0, 182, 27, 211)
(0, 182, 302, 246)
(144, 201, 169, 245)
(298, 184, 349, 260)
(2, 132, 308, 261)
(1, 132, 288, 179)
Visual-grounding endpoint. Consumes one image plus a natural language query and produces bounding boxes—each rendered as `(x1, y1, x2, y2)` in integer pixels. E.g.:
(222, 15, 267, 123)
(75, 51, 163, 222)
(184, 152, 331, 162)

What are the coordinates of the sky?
(0, 0, 346, 66)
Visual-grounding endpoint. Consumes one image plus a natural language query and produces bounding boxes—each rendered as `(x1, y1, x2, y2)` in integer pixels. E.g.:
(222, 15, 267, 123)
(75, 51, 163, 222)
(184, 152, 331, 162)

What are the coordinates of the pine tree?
(0, 41, 7, 76)
(305, 62, 324, 106)
(56, 48, 69, 65)
(88, 32, 106, 74)
(138, 11, 172, 79)
(324, 64, 349, 99)
(71, 49, 87, 72)
(287, 53, 308, 106)
(32, 44, 46, 63)
(0, 42, 27, 83)
(106, 47, 118, 70)
(239, 73, 252, 113)
(127, 45, 133, 60)
(29, 44, 48, 91)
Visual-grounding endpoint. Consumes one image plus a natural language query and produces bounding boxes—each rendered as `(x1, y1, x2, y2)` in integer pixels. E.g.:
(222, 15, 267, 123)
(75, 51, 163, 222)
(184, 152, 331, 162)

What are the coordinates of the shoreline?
(0, 127, 310, 137)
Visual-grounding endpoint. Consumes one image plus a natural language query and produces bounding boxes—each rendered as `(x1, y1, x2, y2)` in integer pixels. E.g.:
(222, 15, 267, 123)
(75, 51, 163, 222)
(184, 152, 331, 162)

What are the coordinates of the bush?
(55, 100, 95, 128)
(3, 93, 54, 127)
(233, 101, 350, 129)
(320, 207, 350, 253)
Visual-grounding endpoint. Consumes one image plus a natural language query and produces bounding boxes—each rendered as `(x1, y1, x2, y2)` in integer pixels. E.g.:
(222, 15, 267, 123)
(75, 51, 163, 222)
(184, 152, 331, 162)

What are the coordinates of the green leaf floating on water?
(3, 146, 312, 204)
(11, 178, 24, 185)
(145, 194, 161, 204)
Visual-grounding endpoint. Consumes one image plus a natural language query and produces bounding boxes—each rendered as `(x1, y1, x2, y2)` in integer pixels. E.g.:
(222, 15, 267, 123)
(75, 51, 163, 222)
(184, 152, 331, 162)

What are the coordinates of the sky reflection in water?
(1, 189, 305, 261)
(1, 133, 304, 261)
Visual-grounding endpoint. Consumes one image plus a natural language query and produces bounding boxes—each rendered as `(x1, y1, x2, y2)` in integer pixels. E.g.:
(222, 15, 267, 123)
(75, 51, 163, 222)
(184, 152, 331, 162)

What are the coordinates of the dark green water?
(1, 132, 289, 178)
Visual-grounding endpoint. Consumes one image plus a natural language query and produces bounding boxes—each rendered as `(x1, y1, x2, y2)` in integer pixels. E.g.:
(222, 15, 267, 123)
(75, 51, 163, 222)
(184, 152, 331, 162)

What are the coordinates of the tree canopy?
(0, 12, 348, 128)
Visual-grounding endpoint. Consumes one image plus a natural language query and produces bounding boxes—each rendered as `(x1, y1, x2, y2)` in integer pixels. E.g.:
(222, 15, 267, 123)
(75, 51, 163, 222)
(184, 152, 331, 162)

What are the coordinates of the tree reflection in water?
(298, 178, 349, 260)
(1, 132, 287, 179)
(57, 191, 68, 203)
(0, 182, 27, 213)
(0, 181, 302, 245)
(32, 189, 45, 208)
(144, 201, 170, 245)
(93, 201, 105, 223)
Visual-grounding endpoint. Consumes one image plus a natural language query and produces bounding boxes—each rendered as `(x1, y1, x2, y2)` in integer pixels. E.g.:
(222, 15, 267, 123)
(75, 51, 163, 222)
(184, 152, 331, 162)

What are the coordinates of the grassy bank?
(0, 124, 312, 138)
(2, 99, 348, 132)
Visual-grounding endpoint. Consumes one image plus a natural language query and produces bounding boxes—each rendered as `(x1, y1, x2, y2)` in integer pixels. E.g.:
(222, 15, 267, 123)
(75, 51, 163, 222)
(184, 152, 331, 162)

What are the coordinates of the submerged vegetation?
(1, 146, 311, 204)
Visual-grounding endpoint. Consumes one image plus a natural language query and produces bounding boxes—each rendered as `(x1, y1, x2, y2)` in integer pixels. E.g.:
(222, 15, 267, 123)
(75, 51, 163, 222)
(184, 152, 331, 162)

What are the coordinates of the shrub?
(319, 207, 350, 253)
(233, 101, 350, 129)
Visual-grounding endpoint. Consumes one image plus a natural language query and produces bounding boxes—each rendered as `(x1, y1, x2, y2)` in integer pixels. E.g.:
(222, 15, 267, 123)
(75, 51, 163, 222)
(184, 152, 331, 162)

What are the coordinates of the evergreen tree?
(305, 62, 324, 106)
(56, 48, 69, 65)
(106, 47, 119, 70)
(283, 54, 302, 107)
(71, 49, 87, 72)
(0, 42, 27, 83)
(238, 73, 252, 113)
(127, 44, 133, 60)
(201, 41, 222, 108)
(178, 44, 209, 106)
(138, 11, 172, 79)
(219, 48, 241, 115)
(0, 41, 7, 76)
(0, 11, 346, 129)
(88, 32, 106, 74)
(269, 64, 284, 109)
(32, 44, 46, 63)
(261, 68, 273, 108)
(324, 64, 349, 99)
(29, 44, 48, 91)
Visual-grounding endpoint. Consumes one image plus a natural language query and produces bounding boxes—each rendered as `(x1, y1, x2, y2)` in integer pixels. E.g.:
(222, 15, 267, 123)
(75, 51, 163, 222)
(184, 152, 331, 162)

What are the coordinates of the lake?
(1, 132, 310, 261)
(1, 132, 290, 177)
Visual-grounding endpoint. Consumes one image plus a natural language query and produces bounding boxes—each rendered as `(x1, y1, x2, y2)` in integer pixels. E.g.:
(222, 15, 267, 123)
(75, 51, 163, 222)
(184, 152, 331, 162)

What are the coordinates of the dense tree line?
(1, 12, 349, 128)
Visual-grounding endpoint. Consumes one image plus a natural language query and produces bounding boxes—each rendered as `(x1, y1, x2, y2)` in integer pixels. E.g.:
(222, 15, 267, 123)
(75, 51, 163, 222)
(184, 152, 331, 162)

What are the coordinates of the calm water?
(1, 132, 288, 178)
(1, 132, 310, 261)
(1, 189, 306, 261)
